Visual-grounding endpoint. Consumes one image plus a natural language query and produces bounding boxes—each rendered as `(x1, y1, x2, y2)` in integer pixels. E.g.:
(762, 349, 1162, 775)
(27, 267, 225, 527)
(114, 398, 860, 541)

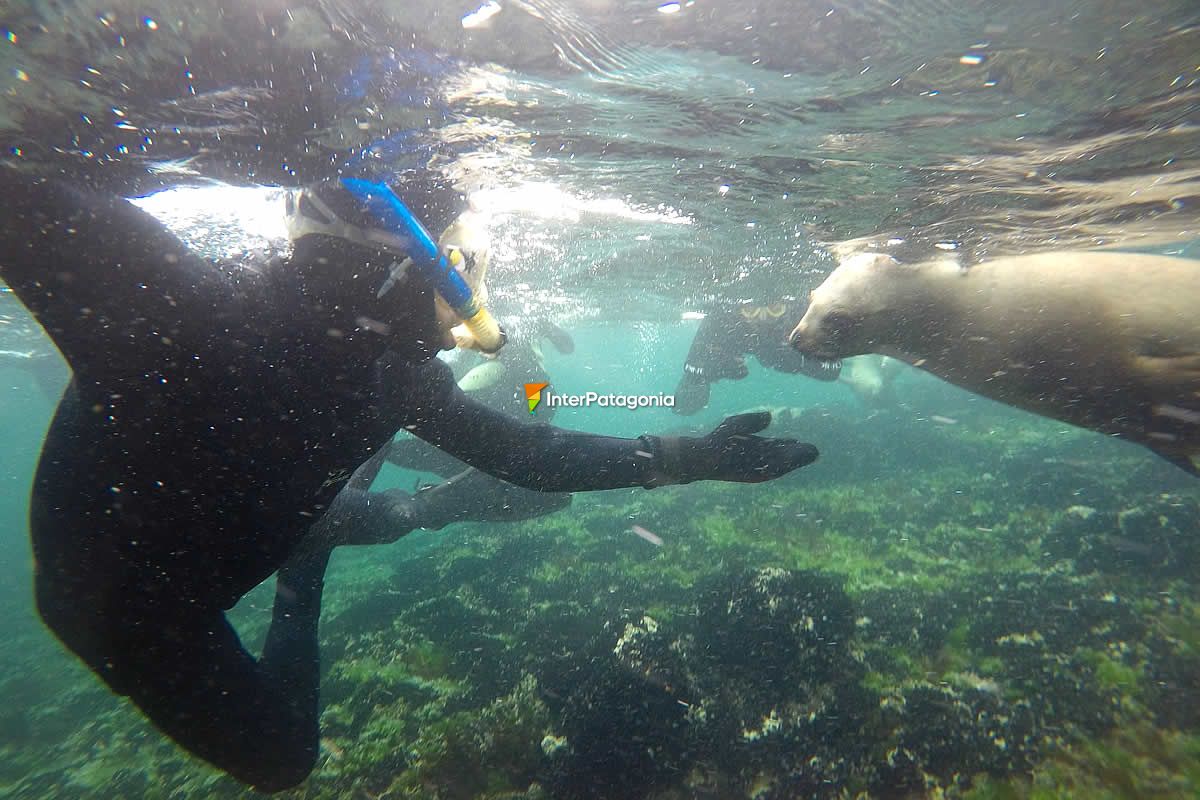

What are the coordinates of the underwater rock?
(319, 521, 1193, 800)
(689, 567, 856, 715)
(684, 570, 857, 765)
(1043, 494, 1200, 578)
(546, 655, 692, 800)
(999, 451, 1118, 509)
(877, 684, 1039, 792)
(960, 576, 1145, 734)
(611, 614, 694, 703)
(851, 571, 1177, 795)
(543, 568, 862, 799)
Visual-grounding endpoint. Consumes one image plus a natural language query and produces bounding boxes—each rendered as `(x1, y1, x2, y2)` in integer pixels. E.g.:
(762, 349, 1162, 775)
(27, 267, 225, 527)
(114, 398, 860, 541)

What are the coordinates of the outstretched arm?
(386, 357, 818, 492)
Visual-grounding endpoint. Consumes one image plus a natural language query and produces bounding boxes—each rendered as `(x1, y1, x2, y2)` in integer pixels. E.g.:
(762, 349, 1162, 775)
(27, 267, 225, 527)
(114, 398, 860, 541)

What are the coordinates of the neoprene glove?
(643, 411, 818, 485)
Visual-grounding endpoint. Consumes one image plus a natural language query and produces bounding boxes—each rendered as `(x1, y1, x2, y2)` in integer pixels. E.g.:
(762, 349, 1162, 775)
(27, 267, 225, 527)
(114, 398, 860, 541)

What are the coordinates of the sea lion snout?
(788, 318, 818, 354)
(788, 314, 839, 361)
(787, 320, 806, 348)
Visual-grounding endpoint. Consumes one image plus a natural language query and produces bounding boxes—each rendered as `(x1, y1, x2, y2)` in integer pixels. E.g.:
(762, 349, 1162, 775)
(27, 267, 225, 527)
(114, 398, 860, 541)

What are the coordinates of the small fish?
(630, 524, 663, 547)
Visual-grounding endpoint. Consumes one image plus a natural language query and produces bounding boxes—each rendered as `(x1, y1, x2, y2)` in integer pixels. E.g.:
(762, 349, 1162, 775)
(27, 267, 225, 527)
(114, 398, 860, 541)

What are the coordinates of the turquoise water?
(0, 363, 55, 611)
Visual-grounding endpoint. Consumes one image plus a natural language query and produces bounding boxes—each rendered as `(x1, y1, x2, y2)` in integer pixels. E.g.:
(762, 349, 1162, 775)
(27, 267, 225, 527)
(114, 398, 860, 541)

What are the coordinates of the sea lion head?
(789, 252, 901, 359)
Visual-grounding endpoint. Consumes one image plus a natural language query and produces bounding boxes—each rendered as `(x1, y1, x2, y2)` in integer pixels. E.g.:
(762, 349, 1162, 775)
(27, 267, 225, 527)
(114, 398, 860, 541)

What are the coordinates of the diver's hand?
(644, 412, 818, 485)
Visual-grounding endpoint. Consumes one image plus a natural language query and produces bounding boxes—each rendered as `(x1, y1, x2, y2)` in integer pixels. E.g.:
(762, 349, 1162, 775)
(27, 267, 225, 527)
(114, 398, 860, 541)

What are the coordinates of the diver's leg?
(30, 387, 328, 793)
(35, 551, 329, 793)
(406, 467, 572, 528)
(384, 436, 468, 477)
(294, 483, 421, 553)
(312, 468, 571, 548)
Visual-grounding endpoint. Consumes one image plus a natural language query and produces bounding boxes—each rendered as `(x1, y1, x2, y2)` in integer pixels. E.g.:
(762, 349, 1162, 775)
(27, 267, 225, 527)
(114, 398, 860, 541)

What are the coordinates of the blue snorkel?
(340, 176, 506, 353)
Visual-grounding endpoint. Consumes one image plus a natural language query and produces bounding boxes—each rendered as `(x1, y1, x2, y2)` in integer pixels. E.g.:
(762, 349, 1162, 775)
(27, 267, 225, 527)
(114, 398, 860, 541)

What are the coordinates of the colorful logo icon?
(524, 382, 549, 414)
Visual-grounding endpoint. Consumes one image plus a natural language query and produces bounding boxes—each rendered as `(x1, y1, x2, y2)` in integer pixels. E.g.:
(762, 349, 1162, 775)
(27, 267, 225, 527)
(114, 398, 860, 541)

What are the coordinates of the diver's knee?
(246, 740, 319, 793)
(34, 571, 137, 695)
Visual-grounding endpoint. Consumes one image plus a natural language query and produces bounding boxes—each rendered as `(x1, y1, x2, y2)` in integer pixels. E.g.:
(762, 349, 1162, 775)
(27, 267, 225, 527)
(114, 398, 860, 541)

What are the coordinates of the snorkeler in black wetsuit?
(673, 303, 843, 415)
(0, 167, 819, 791)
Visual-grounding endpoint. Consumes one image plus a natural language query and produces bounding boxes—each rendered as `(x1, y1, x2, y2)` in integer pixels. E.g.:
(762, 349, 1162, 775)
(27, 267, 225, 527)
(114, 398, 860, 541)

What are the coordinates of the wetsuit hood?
(284, 174, 468, 363)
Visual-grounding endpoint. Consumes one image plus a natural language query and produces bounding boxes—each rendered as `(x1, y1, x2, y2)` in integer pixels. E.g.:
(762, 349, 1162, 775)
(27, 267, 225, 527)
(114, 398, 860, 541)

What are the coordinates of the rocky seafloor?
(2, 401, 1200, 800)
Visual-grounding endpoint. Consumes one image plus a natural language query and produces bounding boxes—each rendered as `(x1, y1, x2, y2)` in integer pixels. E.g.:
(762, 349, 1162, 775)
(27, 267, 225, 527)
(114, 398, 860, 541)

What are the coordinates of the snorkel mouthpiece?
(340, 176, 506, 353)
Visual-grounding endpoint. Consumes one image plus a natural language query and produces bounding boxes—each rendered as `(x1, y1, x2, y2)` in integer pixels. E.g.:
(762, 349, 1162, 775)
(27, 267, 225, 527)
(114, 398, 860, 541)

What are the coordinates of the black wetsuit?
(386, 318, 564, 476)
(0, 169, 816, 791)
(674, 306, 842, 415)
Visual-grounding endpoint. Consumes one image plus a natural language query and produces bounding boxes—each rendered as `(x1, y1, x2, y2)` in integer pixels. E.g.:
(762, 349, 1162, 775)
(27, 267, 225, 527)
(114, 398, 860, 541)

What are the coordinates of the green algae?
(1157, 599, 1200, 658)
(1083, 651, 1144, 698)
(964, 725, 1200, 800)
(1, 410, 1197, 799)
(383, 675, 550, 799)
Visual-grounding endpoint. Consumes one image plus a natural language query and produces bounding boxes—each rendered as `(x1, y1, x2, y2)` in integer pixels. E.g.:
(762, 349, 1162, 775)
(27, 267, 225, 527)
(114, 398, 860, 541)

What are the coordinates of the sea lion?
(789, 251, 1200, 474)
